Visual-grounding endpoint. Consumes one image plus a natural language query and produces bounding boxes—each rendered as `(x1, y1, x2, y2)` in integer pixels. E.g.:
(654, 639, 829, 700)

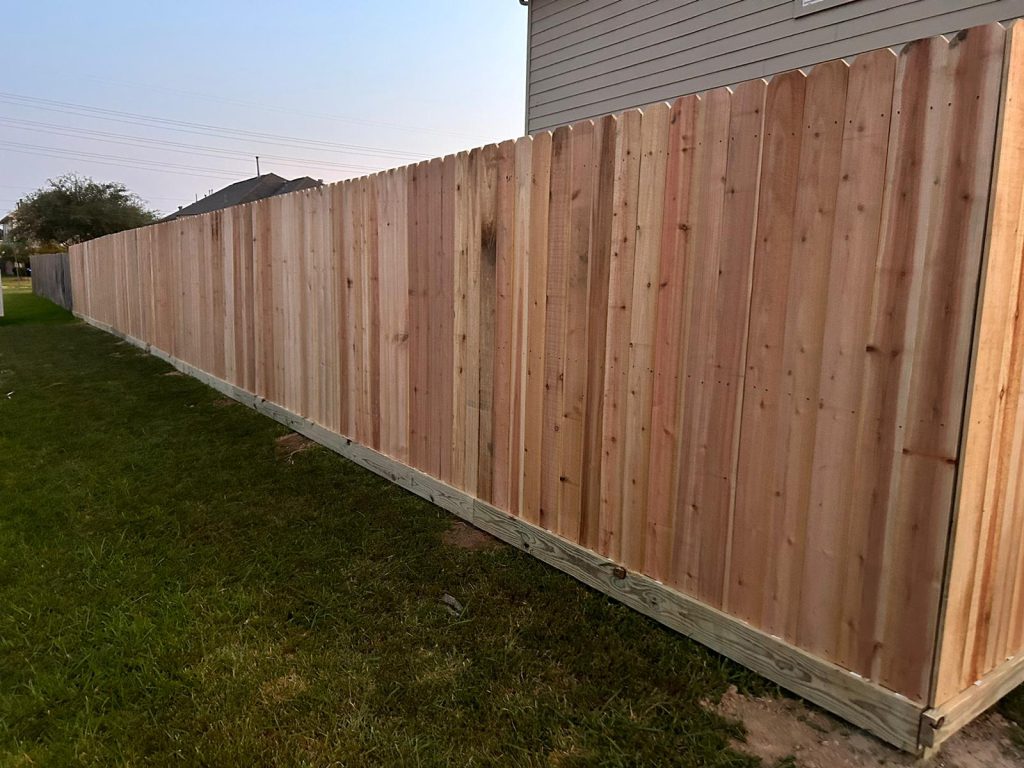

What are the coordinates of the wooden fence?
(31, 253, 73, 310)
(69, 22, 1024, 752)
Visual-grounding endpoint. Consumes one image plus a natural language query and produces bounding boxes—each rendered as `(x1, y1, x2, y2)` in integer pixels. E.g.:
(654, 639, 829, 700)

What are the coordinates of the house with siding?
(524, 0, 1024, 133)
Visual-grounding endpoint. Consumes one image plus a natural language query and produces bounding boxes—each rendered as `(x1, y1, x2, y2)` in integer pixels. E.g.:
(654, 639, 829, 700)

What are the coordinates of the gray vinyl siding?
(526, 0, 1024, 133)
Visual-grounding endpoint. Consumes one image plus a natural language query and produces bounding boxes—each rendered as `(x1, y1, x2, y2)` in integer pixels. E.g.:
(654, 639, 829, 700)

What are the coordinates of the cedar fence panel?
(68, 22, 1024, 753)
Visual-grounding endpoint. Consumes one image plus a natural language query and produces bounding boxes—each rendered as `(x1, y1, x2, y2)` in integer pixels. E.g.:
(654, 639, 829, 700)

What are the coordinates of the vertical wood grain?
(477, 145, 501, 504)
(408, 164, 428, 467)
(580, 114, 617, 553)
(66, 28, 1014, 711)
(558, 119, 596, 542)
(937, 22, 1024, 705)
(645, 95, 699, 582)
(620, 101, 671, 571)
(599, 107, 642, 561)
(800, 50, 897, 662)
(492, 141, 517, 509)
(452, 153, 470, 488)
(541, 127, 569, 532)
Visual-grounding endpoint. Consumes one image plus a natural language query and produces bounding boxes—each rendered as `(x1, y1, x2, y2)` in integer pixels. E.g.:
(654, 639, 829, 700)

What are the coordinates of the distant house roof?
(275, 177, 323, 196)
(161, 174, 322, 222)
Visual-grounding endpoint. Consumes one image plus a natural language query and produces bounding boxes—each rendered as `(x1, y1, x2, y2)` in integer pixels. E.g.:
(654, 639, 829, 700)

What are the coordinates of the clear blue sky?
(0, 2, 528, 216)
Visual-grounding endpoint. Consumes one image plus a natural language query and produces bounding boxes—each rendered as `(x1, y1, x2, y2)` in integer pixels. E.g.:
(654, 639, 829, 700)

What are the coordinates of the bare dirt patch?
(259, 673, 308, 705)
(940, 713, 1024, 768)
(275, 433, 316, 461)
(714, 686, 1024, 767)
(442, 520, 504, 551)
(212, 397, 235, 408)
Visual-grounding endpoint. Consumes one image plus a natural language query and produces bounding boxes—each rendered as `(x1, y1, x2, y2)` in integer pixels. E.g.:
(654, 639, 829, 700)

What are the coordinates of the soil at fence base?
(716, 686, 1024, 767)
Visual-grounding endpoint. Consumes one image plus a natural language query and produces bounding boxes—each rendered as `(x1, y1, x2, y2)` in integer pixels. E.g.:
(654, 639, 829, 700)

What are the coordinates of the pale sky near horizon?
(0, 2, 528, 217)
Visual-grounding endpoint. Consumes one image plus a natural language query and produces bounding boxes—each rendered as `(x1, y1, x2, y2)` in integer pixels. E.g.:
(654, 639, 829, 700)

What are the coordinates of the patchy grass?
(0, 282, 770, 766)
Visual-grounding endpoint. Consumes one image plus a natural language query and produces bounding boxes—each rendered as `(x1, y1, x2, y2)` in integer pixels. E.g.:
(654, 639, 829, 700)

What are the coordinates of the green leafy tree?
(0, 239, 28, 261)
(0, 238, 30, 277)
(12, 174, 158, 247)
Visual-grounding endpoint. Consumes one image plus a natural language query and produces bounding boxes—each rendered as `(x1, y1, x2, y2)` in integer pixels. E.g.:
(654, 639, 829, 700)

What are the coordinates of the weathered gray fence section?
(31, 253, 73, 310)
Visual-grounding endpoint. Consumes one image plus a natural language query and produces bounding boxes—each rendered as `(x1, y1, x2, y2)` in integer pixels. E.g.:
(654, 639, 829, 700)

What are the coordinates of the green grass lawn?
(0, 281, 770, 766)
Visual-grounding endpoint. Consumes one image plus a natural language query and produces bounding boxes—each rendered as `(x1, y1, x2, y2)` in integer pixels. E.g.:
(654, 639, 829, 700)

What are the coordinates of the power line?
(85, 74, 483, 142)
(0, 139, 245, 175)
(0, 116, 386, 174)
(0, 181, 184, 206)
(0, 91, 429, 161)
(0, 142, 244, 181)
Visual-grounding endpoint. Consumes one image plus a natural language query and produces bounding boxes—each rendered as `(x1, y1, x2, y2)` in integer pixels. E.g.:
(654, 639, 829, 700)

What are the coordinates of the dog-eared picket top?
(69, 22, 1024, 754)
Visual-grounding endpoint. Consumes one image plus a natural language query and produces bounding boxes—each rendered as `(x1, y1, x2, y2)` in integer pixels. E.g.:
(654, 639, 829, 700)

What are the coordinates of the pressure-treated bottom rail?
(75, 310, 945, 752)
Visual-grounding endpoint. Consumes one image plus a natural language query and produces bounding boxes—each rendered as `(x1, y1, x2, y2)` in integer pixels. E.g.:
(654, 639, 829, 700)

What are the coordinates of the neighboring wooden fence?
(69, 22, 1024, 753)
(31, 252, 73, 310)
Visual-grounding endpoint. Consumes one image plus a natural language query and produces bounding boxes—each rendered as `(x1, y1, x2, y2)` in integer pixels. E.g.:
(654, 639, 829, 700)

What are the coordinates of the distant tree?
(0, 238, 31, 277)
(12, 174, 158, 247)
(0, 238, 28, 261)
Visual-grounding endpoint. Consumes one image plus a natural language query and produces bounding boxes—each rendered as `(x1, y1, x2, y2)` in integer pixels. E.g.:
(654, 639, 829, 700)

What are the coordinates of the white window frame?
(794, 0, 858, 17)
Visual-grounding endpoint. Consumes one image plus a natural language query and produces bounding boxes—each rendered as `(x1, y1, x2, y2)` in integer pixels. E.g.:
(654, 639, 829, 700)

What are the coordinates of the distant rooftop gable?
(161, 174, 322, 222)
(275, 177, 322, 196)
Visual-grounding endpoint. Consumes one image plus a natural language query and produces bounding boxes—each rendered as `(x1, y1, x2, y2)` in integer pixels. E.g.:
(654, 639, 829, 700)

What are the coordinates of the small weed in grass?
(1, 284, 764, 766)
